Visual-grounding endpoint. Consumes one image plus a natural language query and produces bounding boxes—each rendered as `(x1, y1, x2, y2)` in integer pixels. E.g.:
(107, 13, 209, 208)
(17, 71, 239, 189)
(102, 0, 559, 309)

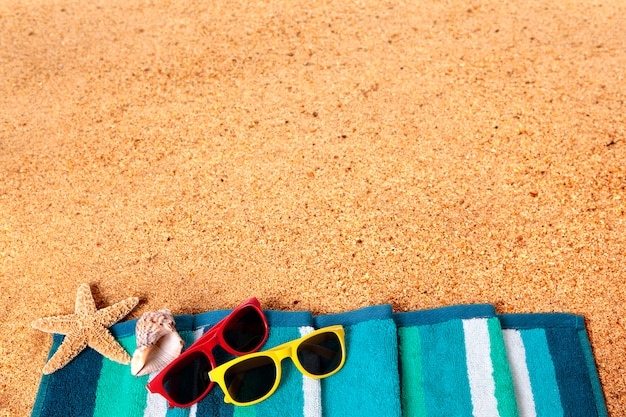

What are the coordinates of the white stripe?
(144, 373, 169, 417)
(502, 329, 537, 417)
(463, 318, 499, 417)
(299, 326, 322, 417)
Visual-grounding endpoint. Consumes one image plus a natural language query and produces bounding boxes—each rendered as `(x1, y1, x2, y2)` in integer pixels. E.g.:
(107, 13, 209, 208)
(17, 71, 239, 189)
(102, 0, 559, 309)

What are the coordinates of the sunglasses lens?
(297, 332, 343, 376)
(223, 306, 267, 353)
(162, 351, 212, 406)
(224, 356, 276, 404)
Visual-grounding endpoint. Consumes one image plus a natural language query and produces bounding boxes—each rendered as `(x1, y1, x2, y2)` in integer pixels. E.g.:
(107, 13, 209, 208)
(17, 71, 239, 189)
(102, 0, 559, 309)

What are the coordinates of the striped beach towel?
(31, 305, 607, 417)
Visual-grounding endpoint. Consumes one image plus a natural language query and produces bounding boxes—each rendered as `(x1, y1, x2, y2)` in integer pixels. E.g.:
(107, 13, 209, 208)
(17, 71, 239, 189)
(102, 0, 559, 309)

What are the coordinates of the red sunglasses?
(146, 297, 269, 408)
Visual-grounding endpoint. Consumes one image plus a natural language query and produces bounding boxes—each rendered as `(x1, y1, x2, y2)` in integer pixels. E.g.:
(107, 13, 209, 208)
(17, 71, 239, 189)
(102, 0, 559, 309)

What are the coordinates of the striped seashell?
(130, 309, 184, 376)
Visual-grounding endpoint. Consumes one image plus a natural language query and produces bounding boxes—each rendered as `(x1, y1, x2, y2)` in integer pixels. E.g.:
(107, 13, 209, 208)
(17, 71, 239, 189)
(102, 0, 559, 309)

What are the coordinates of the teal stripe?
(165, 330, 196, 417)
(577, 329, 609, 417)
(93, 335, 149, 417)
(322, 318, 401, 416)
(520, 329, 564, 417)
(419, 319, 473, 416)
(398, 327, 426, 417)
(253, 326, 305, 417)
(487, 318, 520, 417)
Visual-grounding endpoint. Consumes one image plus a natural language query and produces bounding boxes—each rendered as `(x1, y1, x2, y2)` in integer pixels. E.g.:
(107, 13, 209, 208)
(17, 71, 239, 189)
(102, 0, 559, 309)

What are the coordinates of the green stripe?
(487, 318, 520, 417)
(398, 327, 426, 417)
(93, 335, 149, 417)
(234, 405, 257, 417)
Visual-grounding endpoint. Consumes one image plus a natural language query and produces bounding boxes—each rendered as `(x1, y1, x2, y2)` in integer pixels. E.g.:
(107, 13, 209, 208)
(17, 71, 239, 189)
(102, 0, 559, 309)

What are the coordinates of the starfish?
(32, 283, 139, 374)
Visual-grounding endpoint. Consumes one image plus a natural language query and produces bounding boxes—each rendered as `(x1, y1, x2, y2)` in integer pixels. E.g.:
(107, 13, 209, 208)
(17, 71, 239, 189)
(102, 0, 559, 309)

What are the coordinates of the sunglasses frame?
(209, 325, 345, 406)
(146, 297, 269, 408)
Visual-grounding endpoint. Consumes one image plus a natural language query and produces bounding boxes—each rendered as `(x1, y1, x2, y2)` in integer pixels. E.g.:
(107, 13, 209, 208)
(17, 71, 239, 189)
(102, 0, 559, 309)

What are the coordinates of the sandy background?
(1, 0, 625, 415)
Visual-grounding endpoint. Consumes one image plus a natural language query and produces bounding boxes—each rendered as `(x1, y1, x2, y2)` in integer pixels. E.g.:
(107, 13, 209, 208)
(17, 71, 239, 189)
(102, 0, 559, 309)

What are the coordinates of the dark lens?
(162, 351, 212, 405)
(224, 356, 276, 403)
(297, 332, 343, 376)
(223, 306, 266, 353)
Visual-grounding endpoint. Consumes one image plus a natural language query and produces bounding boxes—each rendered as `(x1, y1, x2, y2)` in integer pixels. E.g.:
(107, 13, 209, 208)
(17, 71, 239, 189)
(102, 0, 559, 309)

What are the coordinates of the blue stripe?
(418, 319, 473, 416)
(265, 310, 314, 327)
(545, 327, 597, 417)
(577, 329, 609, 417)
(33, 334, 102, 417)
(314, 304, 393, 327)
(394, 304, 495, 326)
(498, 313, 583, 330)
(520, 329, 563, 417)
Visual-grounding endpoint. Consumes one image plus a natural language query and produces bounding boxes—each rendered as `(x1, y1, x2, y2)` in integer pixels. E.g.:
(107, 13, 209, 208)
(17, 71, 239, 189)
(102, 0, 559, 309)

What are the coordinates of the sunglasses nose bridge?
(264, 343, 295, 366)
(194, 330, 220, 354)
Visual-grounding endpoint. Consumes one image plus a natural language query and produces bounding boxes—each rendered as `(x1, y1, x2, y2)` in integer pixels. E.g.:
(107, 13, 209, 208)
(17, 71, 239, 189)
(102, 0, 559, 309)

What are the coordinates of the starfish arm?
(75, 283, 97, 315)
(42, 333, 88, 374)
(89, 328, 131, 364)
(32, 314, 79, 335)
(96, 297, 139, 327)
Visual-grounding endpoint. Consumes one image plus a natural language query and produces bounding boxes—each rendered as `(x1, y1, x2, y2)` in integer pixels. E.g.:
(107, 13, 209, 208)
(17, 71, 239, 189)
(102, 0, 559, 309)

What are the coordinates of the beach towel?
(394, 304, 519, 417)
(30, 304, 608, 417)
(499, 313, 609, 417)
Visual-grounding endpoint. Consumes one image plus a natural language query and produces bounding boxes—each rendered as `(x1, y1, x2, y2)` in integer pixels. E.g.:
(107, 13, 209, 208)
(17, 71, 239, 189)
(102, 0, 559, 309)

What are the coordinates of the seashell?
(130, 309, 184, 376)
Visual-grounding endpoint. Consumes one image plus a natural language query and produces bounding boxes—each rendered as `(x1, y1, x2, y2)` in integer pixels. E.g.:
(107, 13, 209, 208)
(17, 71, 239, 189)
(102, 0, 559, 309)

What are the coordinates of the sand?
(1, 0, 625, 415)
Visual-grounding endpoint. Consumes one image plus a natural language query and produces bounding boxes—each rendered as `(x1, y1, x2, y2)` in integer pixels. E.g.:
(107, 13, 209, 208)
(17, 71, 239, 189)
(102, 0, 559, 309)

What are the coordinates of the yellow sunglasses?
(208, 325, 346, 406)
